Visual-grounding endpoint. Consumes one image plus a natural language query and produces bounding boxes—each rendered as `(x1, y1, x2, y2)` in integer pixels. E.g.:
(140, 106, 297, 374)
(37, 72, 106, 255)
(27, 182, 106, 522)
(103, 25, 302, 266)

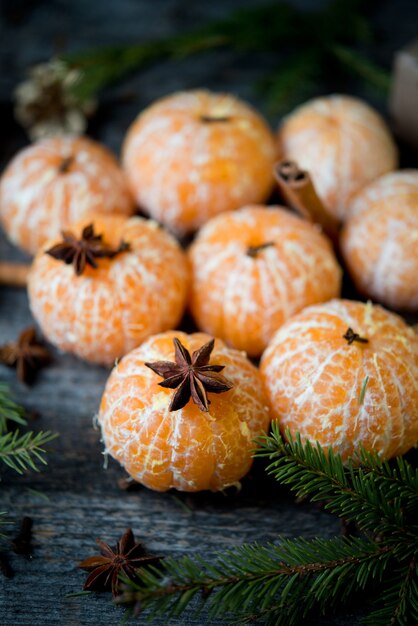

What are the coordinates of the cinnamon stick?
(0, 262, 30, 288)
(274, 160, 340, 244)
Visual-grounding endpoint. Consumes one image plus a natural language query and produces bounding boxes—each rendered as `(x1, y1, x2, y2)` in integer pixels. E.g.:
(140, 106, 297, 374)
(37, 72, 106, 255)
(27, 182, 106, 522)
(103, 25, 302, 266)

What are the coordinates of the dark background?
(1, 0, 418, 159)
(0, 1, 417, 625)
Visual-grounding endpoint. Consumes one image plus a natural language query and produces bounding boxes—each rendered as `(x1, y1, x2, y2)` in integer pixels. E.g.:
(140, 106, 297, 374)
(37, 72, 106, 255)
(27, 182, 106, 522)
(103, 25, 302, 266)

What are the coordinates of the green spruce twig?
(15, 1, 392, 139)
(0, 383, 57, 546)
(330, 45, 391, 95)
(0, 429, 57, 476)
(117, 537, 393, 625)
(117, 427, 418, 625)
(257, 51, 321, 114)
(55, 0, 389, 114)
(0, 382, 26, 435)
(0, 382, 57, 478)
(256, 425, 418, 545)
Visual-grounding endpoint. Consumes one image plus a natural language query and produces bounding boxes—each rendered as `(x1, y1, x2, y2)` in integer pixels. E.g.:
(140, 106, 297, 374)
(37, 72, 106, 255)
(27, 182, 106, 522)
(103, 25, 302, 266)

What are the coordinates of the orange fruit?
(278, 95, 398, 222)
(98, 331, 271, 492)
(188, 205, 342, 357)
(28, 214, 189, 365)
(0, 136, 135, 255)
(341, 171, 418, 311)
(122, 90, 277, 235)
(260, 299, 418, 461)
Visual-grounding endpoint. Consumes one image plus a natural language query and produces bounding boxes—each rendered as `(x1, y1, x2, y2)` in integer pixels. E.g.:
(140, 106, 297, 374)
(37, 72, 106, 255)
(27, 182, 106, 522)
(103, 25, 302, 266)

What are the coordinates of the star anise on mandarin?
(45, 223, 130, 276)
(0, 326, 52, 384)
(78, 528, 162, 597)
(145, 338, 233, 413)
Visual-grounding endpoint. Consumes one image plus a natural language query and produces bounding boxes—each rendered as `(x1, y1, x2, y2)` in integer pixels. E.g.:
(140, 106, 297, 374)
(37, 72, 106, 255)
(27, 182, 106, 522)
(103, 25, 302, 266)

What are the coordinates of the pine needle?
(0, 383, 58, 543)
(359, 375, 369, 405)
(331, 45, 391, 95)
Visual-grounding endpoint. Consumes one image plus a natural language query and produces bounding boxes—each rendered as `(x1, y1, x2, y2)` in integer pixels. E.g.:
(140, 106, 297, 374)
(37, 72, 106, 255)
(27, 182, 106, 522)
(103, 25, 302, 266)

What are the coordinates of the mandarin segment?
(188, 206, 342, 357)
(28, 215, 189, 365)
(98, 331, 271, 492)
(278, 95, 398, 221)
(341, 170, 418, 311)
(122, 90, 277, 235)
(260, 299, 418, 461)
(0, 136, 135, 254)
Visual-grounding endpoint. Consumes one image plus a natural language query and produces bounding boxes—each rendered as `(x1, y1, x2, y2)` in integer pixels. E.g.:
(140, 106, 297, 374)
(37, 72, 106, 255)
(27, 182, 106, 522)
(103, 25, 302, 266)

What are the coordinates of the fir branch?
(257, 51, 321, 114)
(0, 382, 26, 435)
(330, 44, 391, 95)
(62, 33, 228, 102)
(54, 1, 389, 114)
(363, 557, 418, 626)
(117, 431, 418, 624)
(356, 449, 418, 501)
(0, 429, 57, 476)
(117, 537, 392, 623)
(0, 384, 57, 555)
(256, 425, 416, 543)
(0, 380, 58, 478)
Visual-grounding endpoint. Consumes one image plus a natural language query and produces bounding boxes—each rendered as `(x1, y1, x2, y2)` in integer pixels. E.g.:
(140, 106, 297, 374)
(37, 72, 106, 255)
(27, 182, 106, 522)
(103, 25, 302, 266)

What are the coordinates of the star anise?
(78, 528, 162, 597)
(145, 338, 233, 413)
(0, 327, 52, 385)
(45, 223, 130, 276)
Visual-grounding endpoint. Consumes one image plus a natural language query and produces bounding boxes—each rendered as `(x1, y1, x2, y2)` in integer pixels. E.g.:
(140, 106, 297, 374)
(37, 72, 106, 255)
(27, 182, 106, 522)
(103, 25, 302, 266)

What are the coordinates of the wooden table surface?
(0, 1, 417, 624)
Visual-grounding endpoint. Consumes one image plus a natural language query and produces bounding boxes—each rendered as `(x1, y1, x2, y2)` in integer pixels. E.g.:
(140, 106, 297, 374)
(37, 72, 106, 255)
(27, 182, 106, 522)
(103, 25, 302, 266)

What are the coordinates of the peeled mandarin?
(278, 95, 398, 221)
(122, 90, 277, 235)
(0, 136, 135, 255)
(188, 205, 342, 357)
(260, 299, 418, 461)
(341, 171, 418, 311)
(98, 331, 271, 492)
(28, 214, 189, 365)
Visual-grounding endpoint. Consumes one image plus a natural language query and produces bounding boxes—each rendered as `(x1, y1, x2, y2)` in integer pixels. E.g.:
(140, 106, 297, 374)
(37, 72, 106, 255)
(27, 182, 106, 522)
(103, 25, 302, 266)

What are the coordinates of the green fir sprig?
(117, 426, 418, 625)
(0, 429, 57, 476)
(0, 382, 57, 478)
(59, 0, 389, 113)
(0, 382, 26, 435)
(0, 383, 56, 544)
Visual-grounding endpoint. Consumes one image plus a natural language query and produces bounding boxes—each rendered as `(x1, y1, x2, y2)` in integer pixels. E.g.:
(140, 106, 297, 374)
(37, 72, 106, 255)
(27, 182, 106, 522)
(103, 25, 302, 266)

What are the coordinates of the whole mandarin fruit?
(341, 171, 418, 312)
(278, 95, 398, 222)
(188, 206, 342, 357)
(28, 214, 189, 365)
(122, 90, 277, 235)
(0, 136, 135, 255)
(98, 331, 271, 492)
(260, 299, 418, 461)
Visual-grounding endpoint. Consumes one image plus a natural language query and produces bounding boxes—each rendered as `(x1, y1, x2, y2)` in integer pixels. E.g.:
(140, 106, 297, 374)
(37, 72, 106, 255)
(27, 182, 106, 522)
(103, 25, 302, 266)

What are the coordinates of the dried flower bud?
(14, 58, 96, 141)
